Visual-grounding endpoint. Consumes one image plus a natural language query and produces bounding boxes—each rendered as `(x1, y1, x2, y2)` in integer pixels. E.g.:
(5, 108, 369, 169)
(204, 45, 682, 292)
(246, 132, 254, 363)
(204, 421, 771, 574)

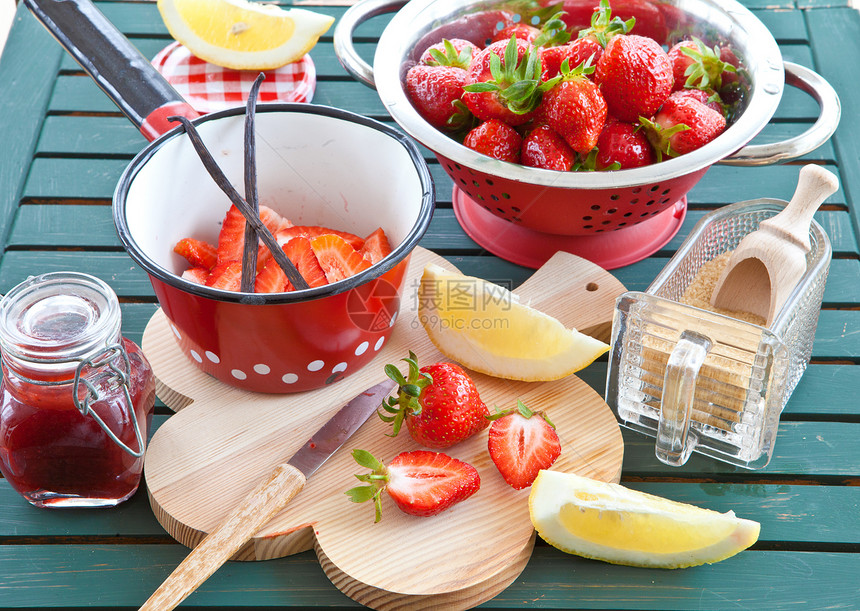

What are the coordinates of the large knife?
(139, 379, 396, 611)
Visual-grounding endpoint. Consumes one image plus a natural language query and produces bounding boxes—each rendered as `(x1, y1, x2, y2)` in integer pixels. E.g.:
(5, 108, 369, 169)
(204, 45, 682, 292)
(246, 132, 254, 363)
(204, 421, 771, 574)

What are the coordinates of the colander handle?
(334, 0, 408, 88)
(720, 62, 841, 166)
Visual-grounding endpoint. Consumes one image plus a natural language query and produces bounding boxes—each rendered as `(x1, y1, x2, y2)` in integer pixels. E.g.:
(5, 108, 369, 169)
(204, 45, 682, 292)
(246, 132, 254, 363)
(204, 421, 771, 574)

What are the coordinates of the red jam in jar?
(0, 272, 155, 508)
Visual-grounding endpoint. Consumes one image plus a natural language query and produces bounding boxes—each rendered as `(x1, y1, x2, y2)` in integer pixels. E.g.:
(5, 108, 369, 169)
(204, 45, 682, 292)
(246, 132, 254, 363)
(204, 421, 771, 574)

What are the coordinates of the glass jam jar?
(0, 272, 155, 507)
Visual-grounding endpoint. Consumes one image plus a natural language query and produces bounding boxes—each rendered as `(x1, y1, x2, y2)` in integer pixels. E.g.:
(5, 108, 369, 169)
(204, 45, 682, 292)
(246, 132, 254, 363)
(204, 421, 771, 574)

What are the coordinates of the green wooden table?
(0, 0, 858, 608)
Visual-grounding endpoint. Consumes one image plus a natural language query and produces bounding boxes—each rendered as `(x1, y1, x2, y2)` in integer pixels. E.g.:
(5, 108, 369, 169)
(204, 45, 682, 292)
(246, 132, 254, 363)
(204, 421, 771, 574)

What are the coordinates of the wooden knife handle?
(140, 463, 306, 611)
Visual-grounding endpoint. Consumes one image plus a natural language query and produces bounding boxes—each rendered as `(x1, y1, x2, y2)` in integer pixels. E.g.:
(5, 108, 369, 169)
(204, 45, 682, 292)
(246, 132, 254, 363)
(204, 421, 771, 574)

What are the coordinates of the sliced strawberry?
(359, 228, 392, 265)
(181, 266, 210, 285)
(216, 204, 290, 266)
(283, 236, 328, 288)
(274, 225, 365, 251)
(346, 449, 480, 522)
(310, 234, 372, 284)
(254, 257, 288, 293)
(487, 400, 561, 490)
(204, 261, 243, 291)
(174, 238, 217, 271)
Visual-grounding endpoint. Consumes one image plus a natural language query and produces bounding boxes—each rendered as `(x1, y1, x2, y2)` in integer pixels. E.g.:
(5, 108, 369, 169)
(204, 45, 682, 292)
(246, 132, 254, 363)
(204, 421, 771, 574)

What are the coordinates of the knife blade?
(139, 378, 396, 611)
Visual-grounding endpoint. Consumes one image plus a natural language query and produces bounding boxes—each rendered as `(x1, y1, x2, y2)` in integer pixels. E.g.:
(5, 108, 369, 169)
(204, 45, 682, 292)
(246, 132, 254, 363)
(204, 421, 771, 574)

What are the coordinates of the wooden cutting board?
(141, 246, 627, 610)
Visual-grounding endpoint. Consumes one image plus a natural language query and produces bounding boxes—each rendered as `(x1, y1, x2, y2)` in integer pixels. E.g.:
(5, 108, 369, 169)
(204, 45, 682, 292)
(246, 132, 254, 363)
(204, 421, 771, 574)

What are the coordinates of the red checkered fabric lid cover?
(151, 42, 317, 114)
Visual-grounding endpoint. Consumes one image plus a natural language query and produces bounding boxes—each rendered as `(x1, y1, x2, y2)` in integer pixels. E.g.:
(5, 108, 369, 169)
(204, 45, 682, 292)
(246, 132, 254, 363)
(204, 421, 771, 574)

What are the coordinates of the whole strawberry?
(379, 351, 489, 448)
(539, 38, 602, 81)
(463, 119, 522, 163)
(667, 37, 736, 92)
(419, 38, 478, 68)
(640, 90, 726, 160)
(542, 59, 607, 154)
(670, 87, 724, 115)
(595, 34, 673, 122)
(405, 64, 471, 130)
(347, 449, 480, 522)
(462, 37, 542, 126)
(521, 124, 576, 171)
(487, 400, 561, 490)
(595, 119, 655, 169)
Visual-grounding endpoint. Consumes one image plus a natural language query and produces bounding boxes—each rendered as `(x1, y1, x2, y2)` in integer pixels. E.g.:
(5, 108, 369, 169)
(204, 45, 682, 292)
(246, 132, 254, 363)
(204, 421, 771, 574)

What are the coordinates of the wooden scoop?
(710, 164, 839, 326)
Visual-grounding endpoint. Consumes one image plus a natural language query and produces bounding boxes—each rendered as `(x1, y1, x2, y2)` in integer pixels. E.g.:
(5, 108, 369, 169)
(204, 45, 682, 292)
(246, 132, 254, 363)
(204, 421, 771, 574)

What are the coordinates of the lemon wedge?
(417, 263, 609, 381)
(529, 470, 760, 568)
(157, 0, 335, 70)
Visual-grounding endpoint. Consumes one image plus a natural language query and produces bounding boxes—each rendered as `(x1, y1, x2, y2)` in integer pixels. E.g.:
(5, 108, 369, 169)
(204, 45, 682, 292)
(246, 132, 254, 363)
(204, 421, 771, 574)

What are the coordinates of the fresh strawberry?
(359, 227, 392, 265)
(640, 91, 726, 160)
(419, 38, 478, 68)
(542, 59, 607, 154)
(181, 266, 210, 285)
(463, 119, 523, 163)
(670, 87, 724, 115)
(493, 21, 541, 44)
(594, 119, 655, 169)
(540, 37, 603, 81)
(667, 38, 736, 92)
(346, 449, 480, 522)
(254, 255, 288, 293)
(595, 34, 673, 122)
(174, 237, 217, 271)
(405, 64, 472, 131)
(379, 351, 489, 448)
(487, 400, 562, 489)
(521, 124, 576, 171)
(204, 261, 242, 291)
(310, 233, 372, 284)
(282, 236, 328, 288)
(462, 37, 542, 126)
(216, 204, 289, 267)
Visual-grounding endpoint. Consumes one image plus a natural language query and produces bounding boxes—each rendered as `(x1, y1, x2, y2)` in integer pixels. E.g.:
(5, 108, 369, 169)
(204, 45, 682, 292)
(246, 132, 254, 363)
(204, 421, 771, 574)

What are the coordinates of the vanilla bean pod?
(169, 115, 310, 291)
(240, 73, 265, 292)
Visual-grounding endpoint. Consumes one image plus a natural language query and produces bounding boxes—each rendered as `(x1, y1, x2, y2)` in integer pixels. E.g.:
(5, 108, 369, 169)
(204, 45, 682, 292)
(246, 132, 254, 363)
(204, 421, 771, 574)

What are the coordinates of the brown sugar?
(680, 252, 767, 326)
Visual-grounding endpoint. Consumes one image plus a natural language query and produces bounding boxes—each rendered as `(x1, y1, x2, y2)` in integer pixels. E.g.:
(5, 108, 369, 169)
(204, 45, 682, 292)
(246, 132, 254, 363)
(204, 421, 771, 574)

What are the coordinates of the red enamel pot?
(26, 0, 435, 393)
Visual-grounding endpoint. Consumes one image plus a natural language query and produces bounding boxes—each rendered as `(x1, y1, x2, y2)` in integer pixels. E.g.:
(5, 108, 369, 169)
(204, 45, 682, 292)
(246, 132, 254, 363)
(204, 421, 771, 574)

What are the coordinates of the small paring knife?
(139, 379, 397, 611)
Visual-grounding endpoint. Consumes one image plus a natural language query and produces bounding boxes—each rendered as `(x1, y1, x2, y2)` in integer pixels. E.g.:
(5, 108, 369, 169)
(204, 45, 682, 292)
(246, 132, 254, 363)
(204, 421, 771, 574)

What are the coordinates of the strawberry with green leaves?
(640, 90, 726, 160)
(379, 351, 489, 449)
(667, 38, 736, 92)
(541, 58, 607, 154)
(419, 38, 478, 68)
(595, 33, 673, 122)
(487, 400, 562, 490)
(462, 37, 543, 126)
(346, 449, 480, 522)
(406, 39, 474, 131)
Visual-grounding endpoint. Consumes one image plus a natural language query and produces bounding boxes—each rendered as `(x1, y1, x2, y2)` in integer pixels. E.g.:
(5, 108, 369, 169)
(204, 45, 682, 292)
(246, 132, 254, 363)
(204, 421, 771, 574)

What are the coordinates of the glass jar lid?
(0, 272, 121, 365)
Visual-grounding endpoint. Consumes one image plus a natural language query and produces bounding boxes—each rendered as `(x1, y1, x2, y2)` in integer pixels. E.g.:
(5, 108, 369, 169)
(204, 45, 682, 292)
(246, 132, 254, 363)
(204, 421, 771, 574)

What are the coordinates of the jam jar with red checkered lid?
(0, 272, 155, 507)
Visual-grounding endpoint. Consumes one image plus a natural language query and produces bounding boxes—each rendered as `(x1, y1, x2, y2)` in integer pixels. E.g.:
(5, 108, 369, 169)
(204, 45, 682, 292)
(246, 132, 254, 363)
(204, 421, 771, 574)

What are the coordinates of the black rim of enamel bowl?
(113, 103, 435, 304)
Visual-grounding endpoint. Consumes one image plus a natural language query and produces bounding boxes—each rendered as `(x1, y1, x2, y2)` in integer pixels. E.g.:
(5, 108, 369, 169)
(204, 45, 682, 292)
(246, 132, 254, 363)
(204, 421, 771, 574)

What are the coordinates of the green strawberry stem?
(486, 399, 557, 429)
(578, 0, 635, 47)
(462, 36, 545, 115)
(378, 351, 432, 437)
(680, 37, 737, 91)
(345, 449, 390, 523)
(426, 38, 474, 70)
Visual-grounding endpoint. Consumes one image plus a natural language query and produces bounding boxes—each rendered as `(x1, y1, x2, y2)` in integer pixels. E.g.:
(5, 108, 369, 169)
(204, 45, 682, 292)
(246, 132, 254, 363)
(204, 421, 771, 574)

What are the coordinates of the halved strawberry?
(204, 261, 242, 291)
(254, 257, 288, 293)
(346, 449, 481, 522)
(487, 400, 562, 489)
(174, 237, 217, 271)
(216, 204, 290, 266)
(310, 234, 372, 283)
(283, 236, 328, 288)
(181, 266, 210, 285)
(359, 228, 392, 265)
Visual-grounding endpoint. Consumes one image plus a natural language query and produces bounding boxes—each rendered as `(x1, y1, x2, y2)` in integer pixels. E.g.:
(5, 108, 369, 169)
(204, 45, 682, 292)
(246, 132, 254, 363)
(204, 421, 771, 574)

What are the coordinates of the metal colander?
(335, 0, 839, 265)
